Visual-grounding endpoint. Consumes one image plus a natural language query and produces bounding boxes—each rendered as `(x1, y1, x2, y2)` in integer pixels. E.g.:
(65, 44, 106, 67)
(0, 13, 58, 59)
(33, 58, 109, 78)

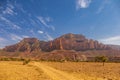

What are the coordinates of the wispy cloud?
(30, 29, 36, 36)
(22, 35, 29, 38)
(37, 16, 55, 31)
(45, 33, 53, 40)
(0, 37, 6, 42)
(10, 34, 22, 41)
(0, 16, 21, 29)
(45, 17, 52, 22)
(50, 25, 55, 31)
(3, 7, 14, 15)
(38, 30, 44, 34)
(99, 36, 120, 45)
(76, 0, 91, 10)
(0, 37, 8, 48)
(2, 2, 17, 15)
(37, 16, 48, 27)
(96, 0, 111, 14)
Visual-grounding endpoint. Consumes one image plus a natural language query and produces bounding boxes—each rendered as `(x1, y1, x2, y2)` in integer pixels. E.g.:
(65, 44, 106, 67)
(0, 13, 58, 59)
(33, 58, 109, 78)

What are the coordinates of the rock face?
(3, 33, 111, 52)
(41, 33, 111, 51)
(4, 38, 41, 52)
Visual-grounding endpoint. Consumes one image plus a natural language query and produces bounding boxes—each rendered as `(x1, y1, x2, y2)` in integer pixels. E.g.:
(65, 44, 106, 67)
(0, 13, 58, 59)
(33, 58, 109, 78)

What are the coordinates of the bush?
(23, 59, 31, 65)
(0, 57, 10, 61)
(95, 56, 108, 66)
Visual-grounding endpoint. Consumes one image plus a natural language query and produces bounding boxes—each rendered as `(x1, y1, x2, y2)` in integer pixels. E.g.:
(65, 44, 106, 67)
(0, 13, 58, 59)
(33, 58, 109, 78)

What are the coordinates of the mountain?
(41, 33, 111, 51)
(1, 33, 120, 62)
(3, 33, 111, 52)
(3, 38, 41, 52)
(108, 45, 120, 50)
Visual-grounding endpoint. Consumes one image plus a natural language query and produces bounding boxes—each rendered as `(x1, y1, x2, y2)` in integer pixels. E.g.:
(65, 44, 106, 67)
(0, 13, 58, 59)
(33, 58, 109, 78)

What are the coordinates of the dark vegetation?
(0, 57, 31, 65)
(23, 59, 31, 65)
(95, 56, 108, 66)
(0, 57, 25, 61)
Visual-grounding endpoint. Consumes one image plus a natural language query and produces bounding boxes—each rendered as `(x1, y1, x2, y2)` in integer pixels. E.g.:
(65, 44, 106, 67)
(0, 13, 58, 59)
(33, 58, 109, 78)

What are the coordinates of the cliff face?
(3, 33, 111, 52)
(41, 33, 111, 51)
(4, 38, 41, 52)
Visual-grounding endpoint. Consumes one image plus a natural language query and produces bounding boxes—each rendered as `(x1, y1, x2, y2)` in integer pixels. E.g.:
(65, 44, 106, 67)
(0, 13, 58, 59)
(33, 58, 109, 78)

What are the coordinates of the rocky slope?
(1, 33, 120, 61)
(3, 33, 111, 52)
(41, 33, 111, 51)
(3, 38, 41, 52)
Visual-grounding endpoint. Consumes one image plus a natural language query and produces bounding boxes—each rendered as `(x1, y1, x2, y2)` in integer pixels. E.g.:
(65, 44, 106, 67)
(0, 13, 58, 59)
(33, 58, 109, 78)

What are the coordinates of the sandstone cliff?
(3, 33, 111, 52)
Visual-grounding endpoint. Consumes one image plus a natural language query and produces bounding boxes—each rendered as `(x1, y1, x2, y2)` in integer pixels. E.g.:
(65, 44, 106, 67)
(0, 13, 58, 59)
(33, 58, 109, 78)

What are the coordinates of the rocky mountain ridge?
(3, 33, 111, 52)
(1, 33, 120, 62)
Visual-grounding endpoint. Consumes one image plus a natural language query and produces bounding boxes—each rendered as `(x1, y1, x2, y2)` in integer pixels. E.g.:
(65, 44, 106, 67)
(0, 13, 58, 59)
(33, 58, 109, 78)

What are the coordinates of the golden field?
(0, 61, 120, 80)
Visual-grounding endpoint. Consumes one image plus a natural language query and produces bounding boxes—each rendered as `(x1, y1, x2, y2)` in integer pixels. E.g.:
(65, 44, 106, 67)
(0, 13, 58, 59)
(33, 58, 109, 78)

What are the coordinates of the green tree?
(95, 56, 108, 66)
(23, 59, 31, 65)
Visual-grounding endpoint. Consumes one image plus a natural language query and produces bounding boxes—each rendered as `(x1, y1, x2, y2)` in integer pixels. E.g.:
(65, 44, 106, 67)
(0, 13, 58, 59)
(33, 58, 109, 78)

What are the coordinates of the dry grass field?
(43, 62, 120, 80)
(0, 61, 51, 80)
(0, 61, 120, 80)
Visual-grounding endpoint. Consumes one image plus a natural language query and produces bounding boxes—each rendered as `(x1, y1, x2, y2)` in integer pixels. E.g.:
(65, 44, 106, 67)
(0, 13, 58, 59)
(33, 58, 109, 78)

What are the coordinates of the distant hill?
(108, 45, 120, 50)
(1, 33, 120, 62)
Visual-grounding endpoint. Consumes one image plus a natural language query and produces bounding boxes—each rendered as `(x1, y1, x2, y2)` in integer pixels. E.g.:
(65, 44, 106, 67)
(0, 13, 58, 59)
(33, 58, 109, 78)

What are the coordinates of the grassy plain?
(0, 61, 120, 80)
(43, 62, 120, 80)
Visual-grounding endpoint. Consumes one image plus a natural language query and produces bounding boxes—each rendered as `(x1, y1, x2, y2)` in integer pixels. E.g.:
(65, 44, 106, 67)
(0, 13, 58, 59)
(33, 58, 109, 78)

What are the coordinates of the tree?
(95, 56, 108, 66)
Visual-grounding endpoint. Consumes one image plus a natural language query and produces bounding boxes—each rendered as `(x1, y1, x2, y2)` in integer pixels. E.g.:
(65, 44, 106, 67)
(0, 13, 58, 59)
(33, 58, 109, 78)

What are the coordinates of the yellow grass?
(0, 61, 50, 80)
(43, 62, 120, 80)
(0, 61, 120, 80)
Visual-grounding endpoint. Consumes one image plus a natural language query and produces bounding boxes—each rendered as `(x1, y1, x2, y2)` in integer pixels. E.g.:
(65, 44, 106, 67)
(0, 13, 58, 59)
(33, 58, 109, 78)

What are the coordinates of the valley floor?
(0, 61, 120, 80)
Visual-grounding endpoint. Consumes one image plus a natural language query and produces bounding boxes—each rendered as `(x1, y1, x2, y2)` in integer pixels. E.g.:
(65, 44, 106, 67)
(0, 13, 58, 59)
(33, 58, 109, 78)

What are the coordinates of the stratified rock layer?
(4, 33, 111, 52)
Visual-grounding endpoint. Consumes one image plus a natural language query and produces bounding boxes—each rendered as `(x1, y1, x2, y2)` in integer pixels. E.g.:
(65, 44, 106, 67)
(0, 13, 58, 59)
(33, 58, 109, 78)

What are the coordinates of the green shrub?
(95, 56, 108, 66)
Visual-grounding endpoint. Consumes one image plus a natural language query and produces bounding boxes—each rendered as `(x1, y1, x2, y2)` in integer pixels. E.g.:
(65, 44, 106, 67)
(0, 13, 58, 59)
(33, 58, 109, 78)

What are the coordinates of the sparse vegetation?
(23, 59, 31, 65)
(95, 56, 108, 66)
(0, 61, 51, 80)
(43, 62, 120, 80)
(0, 57, 25, 61)
(0, 61, 120, 80)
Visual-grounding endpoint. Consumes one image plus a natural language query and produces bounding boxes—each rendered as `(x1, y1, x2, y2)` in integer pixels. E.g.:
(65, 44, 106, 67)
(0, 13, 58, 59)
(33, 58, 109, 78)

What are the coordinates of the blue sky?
(0, 0, 120, 48)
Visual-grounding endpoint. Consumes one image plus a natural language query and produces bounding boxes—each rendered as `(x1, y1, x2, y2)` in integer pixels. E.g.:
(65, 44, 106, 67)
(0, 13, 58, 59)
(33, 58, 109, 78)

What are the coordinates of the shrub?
(23, 59, 31, 65)
(95, 56, 108, 66)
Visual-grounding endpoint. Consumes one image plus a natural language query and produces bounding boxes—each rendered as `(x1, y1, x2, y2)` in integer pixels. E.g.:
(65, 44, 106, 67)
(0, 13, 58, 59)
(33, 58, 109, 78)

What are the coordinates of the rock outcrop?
(4, 38, 41, 52)
(3, 33, 111, 52)
(41, 33, 111, 51)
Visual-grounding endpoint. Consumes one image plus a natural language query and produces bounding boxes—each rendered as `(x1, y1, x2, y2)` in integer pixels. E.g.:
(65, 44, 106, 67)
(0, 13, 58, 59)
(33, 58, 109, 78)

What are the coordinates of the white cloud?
(96, 0, 111, 14)
(30, 29, 36, 36)
(0, 37, 8, 48)
(37, 16, 55, 31)
(76, 0, 91, 9)
(10, 34, 22, 41)
(0, 37, 20, 48)
(0, 16, 21, 29)
(37, 16, 48, 27)
(45, 17, 52, 22)
(50, 25, 55, 31)
(0, 36, 23, 48)
(22, 35, 29, 38)
(99, 36, 120, 45)
(38, 30, 44, 34)
(3, 7, 14, 15)
(96, 5, 104, 14)
(2, 2, 17, 15)
(0, 37, 6, 42)
(45, 33, 53, 40)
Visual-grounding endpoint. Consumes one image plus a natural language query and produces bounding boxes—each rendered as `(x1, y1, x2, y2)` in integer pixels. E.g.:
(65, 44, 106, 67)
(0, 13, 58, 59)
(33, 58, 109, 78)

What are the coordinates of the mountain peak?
(21, 38, 39, 44)
(60, 33, 86, 40)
